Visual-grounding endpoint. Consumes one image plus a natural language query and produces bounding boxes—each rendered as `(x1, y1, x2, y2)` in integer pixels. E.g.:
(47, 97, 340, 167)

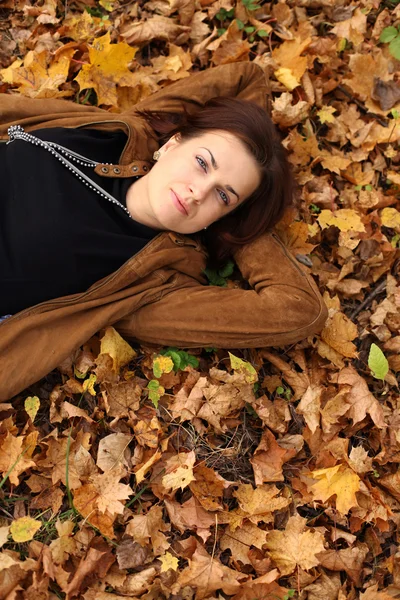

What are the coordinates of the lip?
(171, 190, 189, 216)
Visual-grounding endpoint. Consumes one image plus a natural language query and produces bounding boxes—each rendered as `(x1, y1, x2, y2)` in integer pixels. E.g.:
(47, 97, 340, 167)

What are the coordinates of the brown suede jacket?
(0, 62, 328, 400)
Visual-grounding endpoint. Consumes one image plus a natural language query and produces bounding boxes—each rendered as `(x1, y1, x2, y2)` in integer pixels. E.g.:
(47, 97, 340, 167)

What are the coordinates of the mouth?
(171, 190, 189, 216)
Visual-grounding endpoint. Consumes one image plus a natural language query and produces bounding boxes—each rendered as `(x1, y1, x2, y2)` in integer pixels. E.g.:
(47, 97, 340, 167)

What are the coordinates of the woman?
(0, 62, 327, 400)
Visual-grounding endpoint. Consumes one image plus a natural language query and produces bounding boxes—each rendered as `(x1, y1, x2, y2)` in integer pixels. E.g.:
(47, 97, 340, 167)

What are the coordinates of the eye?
(218, 190, 229, 205)
(196, 155, 230, 206)
(196, 156, 207, 171)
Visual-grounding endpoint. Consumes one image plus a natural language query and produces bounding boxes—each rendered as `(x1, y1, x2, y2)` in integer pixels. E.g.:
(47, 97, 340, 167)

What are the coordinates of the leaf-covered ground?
(1, 1, 400, 598)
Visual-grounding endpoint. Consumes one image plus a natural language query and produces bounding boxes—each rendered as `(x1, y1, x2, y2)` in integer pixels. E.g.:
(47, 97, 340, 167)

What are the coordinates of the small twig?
(350, 279, 387, 321)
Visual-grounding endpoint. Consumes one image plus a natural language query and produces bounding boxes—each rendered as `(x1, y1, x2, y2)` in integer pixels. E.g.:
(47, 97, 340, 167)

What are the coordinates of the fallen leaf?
(162, 450, 196, 492)
(220, 522, 268, 565)
(159, 551, 179, 572)
(96, 433, 132, 473)
(10, 517, 41, 543)
(308, 464, 360, 515)
(126, 505, 170, 556)
(24, 396, 40, 422)
(264, 513, 325, 576)
(98, 326, 137, 372)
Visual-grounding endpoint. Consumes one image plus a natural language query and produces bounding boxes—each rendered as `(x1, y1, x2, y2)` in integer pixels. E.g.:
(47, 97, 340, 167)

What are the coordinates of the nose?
(188, 180, 208, 204)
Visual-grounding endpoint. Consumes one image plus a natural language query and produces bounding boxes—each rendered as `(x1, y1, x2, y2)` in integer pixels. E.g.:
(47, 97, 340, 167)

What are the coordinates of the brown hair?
(138, 97, 294, 266)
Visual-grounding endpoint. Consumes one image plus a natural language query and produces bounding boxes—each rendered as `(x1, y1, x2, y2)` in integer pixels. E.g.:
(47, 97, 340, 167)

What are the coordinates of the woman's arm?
(131, 62, 271, 115)
(115, 232, 328, 349)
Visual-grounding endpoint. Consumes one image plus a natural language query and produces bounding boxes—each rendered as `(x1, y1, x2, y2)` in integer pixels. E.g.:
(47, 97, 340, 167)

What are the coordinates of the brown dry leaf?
(260, 350, 309, 400)
(103, 380, 142, 418)
(331, 7, 367, 46)
(193, 368, 254, 432)
(122, 15, 190, 45)
(220, 522, 268, 565)
(0, 526, 10, 548)
(65, 543, 115, 598)
(134, 449, 162, 485)
(73, 484, 116, 538)
(318, 544, 369, 585)
(233, 484, 290, 525)
(274, 214, 316, 256)
(307, 464, 360, 515)
(126, 505, 170, 556)
(320, 390, 351, 435)
(89, 468, 133, 515)
(96, 433, 132, 473)
(348, 446, 373, 474)
(151, 44, 192, 82)
(0, 432, 36, 485)
(272, 92, 310, 128)
(62, 10, 108, 42)
(189, 464, 230, 510)
(49, 520, 76, 565)
(209, 20, 251, 66)
(338, 366, 386, 428)
(320, 310, 358, 357)
(250, 428, 296, 484)
(177, 546, 247, 598)
(62, 401, 93, 423)
(297, 385, 322, 433)
(165, 496, 215, 543)
(162, 450, 196, 492)
(264, 513, 325, 576)
(105, 565, 157, 596)
(38, 436, 86, 490)
(116, 538, 150, 570)
(302, 570, 341, 600)
(360, 584, 396, 599)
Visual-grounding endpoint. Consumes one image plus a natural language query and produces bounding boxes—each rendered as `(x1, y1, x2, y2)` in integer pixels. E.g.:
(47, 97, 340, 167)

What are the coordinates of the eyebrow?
(200, 147, 240, 201)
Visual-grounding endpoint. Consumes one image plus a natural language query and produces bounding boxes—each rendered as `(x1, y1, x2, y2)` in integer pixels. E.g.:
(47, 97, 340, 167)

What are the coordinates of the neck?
(126, 176, 160, 229)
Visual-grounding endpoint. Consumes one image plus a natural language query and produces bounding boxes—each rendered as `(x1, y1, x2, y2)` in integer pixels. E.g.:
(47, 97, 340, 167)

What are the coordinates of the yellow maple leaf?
(75, 31, 138, 106)
(99, 326, 136, 372)
(264, 513, 325, 576)
(159, 551, 179, 572)
(10, 517, 41, 543)
(317, 105, 337, 124)
(274, 67, 299, 91)
(308, 464, 360, 515)
(381, 207, 400, 232)
(317, 209, 365, 233)
(0, 48, 74, 99)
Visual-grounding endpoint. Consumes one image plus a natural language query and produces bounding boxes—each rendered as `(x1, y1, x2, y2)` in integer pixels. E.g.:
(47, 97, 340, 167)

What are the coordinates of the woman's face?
(131, 130, 261, 234)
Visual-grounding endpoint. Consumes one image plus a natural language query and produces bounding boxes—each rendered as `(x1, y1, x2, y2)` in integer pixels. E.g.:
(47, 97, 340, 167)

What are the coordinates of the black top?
(0, 127, 158, 315)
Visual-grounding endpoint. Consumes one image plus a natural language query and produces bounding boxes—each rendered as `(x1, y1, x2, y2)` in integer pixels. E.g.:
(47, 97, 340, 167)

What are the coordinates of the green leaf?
(160, 348, 199, 371)
(147, 379, 165, 408)
(217, 28, 226, 37)
(203, 267, 227, 286)
(257, 29, 269, 37)
(368, 343, 389, 381)
(218, 259, 235, 278)
(379, 26, 399, 43)
(245, 26, 256, 33)
(236, 18, 245, 30)
(364, 184, 373, 191)
(389, 35, 400, 60)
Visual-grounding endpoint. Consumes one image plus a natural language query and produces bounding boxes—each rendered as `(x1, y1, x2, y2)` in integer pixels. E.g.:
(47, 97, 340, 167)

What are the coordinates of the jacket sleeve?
(115, 233, 328, 349)
(131, 62, 271, 115)
(0, 94, 107, 138)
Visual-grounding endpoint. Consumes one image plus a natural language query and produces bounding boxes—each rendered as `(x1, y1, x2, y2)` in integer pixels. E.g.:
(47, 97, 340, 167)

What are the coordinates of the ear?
(158, 133, 182, 157)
